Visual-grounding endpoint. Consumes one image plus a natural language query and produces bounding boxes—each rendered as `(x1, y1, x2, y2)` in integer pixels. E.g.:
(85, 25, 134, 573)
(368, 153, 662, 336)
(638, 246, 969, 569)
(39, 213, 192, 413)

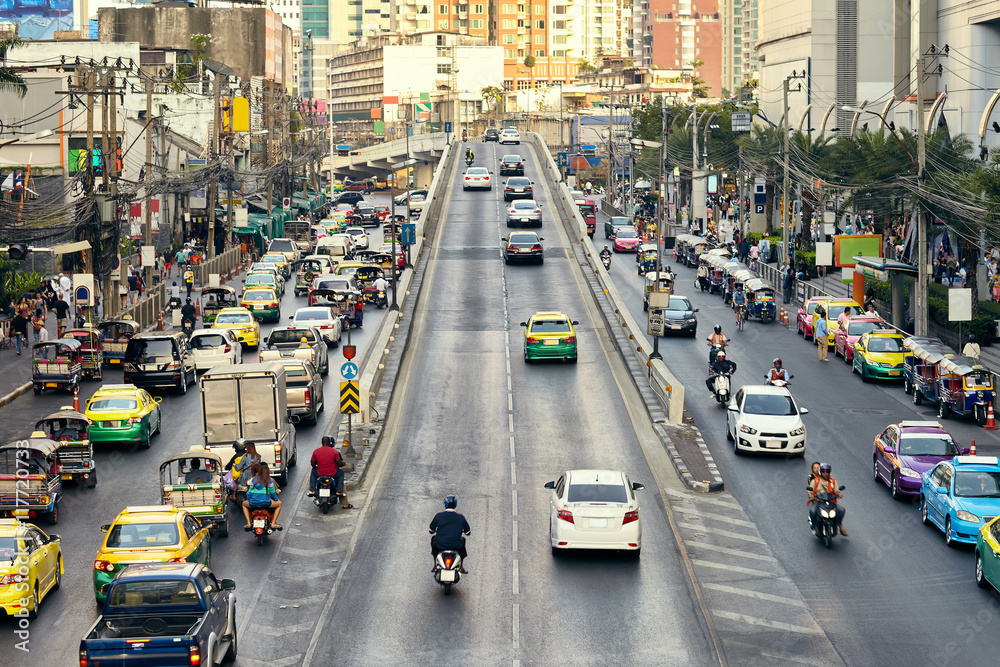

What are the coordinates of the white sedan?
(408, 194, 427, 216)
(188, 329, 243, 371)
(345, 227, 369, 250)
(499, 128, 521, 145)
(726, 384, 809, 456)
(290, 307, 344, 345)
(463, 167, 493, 191)
(545, 469, 644, 557)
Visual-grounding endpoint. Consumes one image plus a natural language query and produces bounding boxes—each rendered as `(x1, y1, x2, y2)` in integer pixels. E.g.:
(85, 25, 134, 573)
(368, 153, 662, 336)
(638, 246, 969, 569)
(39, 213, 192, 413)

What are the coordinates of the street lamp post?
(632, 138, 663, 359)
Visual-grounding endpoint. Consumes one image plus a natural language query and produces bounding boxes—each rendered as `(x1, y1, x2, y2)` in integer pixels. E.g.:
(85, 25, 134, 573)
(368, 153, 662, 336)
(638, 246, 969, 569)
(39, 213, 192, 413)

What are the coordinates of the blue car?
(920, 456, 1000, 546)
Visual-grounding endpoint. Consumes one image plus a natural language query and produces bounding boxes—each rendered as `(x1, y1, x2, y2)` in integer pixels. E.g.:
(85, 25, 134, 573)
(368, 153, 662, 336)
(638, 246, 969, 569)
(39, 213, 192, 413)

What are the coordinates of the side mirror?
(100, 524, 110, 532)
(154, 396, 163, 404)
(539, 237, 544, 241)
(961, 447, 971, 455)
(884, 446, 895, 454)
(519, 322, 527, 327)
(727, 404, 738, 412)
(47, 534, 60, 542)
(571, 321, 579, 325)
(694, 308, 700, 312)
(789, 375, 795, 379)
(100, 584, 110, 597)
(936, 486, 948, 494)
(220, 579, 236, 590)
(543, 481, 555, 489)
(632, 482, 645, 491)
(799, 407, 809, 414)
(838, 485, 846, 491)
(288, 315, 294, 320)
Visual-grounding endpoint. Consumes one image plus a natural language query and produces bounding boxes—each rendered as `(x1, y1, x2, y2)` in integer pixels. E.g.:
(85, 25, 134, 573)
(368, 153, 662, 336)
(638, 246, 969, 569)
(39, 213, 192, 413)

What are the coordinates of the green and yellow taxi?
(812, 298, 862, 346)
(977, 515, 1000, 591)
(93, 506, 211, 602)
(260, 252, 291, 279)
(244, 271, 284, 297)
(212, 307, 261, 349)
(520, 311, 579, 363)
(240, 287, 281, 323)
(0, 519, 62, 618)
(85, 384, 163, 449)
(332, 179, 345, 192)
(852, 330, 908, 381)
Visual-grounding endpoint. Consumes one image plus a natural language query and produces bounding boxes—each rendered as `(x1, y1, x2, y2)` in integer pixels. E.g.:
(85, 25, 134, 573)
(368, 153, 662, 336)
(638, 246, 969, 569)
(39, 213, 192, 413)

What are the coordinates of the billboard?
(833, 234, 882, 268)
(2, 0, 74, 40)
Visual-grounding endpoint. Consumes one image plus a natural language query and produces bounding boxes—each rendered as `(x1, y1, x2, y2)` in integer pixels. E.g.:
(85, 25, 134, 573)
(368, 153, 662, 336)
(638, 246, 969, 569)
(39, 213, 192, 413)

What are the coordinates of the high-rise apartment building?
(720, 0, 742, 95)
(740, 0, 758, 85)
(632, 0, 723, 97)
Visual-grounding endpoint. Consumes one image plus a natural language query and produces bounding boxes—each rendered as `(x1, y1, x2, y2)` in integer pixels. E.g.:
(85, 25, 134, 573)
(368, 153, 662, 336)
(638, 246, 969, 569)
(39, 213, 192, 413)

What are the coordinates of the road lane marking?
(702, 582, 807, 607)
(665, 489, 742, 510)
(692, 559, 785, 578)
(508, 413, 514, 432)
(508, 393, 513, 411)
(512, 519, 518, 552)
(249, 620, 316, 636)
(758, 650, 841, 666)
(711, 610, 824, 635)
(682, 511, 756, 528)
(506, 358, 511, 375)
(686, 541, 778, 562)
(512, 488, 518, 516)
(507, 375, 512, 391)
(512, 558, 519, 595)
(677, 522, 768, 543)
(510, 435, 516, 458)
(510, 461, 517, 485)
(238, 656, 304, 667)
(513, 603, 520, 651)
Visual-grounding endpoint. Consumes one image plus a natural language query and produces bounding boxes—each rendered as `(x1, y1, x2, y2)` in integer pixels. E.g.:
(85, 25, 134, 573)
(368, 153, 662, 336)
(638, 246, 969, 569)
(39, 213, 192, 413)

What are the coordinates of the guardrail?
(195, 246, 242, 288)
(756, 262, 838, 305)
(529, 135, 685, 423)
(120, 282, 166, 329)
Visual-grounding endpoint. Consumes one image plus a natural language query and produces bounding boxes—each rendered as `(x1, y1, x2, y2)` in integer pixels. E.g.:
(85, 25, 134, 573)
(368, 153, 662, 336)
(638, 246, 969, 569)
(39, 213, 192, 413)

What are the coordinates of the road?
(600, 211, 1000, 666)
(308, 142, 718, 665)
(0, 212, 393, 665)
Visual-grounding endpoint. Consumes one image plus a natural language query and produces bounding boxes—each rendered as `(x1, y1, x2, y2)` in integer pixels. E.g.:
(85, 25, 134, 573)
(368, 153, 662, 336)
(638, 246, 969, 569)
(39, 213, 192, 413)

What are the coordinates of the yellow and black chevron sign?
(340, 381, 360, 414)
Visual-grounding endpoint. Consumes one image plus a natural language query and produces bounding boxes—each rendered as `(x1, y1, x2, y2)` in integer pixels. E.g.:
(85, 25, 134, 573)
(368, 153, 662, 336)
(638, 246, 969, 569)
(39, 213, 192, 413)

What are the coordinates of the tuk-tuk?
(636, 244, 659, 275)
(97, 318, 140, 367)
(296, 259, 326, 297)
(706, 255, 729, 294)
(579, 199, 597, 238)
(355, 265, 385, 302)
(903, 337, 954, 406)
(723, 264, 754, 304)
(32, 339, 83, 394)
(62, 327, 103, 381)
(0, 438, 62, 524)
(745, 277, 777, 322)
(935, 355, 994, 424)
(159, 446, 229, 536)
(33, 409, 96, 488)
(686, 239, 710, 267)
(201, 286, 238, 325)
(643, 271, 674, 311)
(674, 234, 700, 266)
(311, 288, 353, 326)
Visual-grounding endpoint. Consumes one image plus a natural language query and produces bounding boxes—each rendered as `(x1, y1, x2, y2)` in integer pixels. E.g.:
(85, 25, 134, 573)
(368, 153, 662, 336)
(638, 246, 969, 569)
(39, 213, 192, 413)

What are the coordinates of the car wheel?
(153, 409, 162, 435)
(733, 435, 742, 456)
(224, 625, 238, 662)
(27, 584, 39, 620)
(139, 424, 151, 450)
(939, 400, 950, 420)
(977, 552, 991, 589)
(860, 364, 868, 382)
(54, 557, 62, 590)
(945, 516, 955, 547)
(726, 423, 734, 442)
(921, 497, 931, 525)
(179, 372, 188, 395)
(833, 345, 840, 358)
(844, 349, 851, 365)
(872, 457, 880, 483)
(890, 473, 903, 500)
(903, 377, 912, 394)
(912, 389, 922, 406)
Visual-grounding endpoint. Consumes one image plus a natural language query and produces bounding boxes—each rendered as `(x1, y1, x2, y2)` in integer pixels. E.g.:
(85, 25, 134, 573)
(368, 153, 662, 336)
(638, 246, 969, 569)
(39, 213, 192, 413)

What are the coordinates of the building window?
(535, 19, 544, 29)
(503, 19, 514, 28)
(473, 3, 484, 12)
(502, 3, 514, 12)
(439, 4, 448, 13)
(552, 35, 566, 44)
(535, 4, 542, 14)
(439, 19, 449, 28)
(535, 33, 543, 44)
(437, 63, 451, 73)
(535, 49, 545, 57)
(504, 49, 516, 58)
(503, 79, 513, 88)
(553, 5, 565, 14)
(471, 18, 483, 28)
(518, 80, 529, 90)
(553, 49, 565, 56)
(503, 33, 515, 44)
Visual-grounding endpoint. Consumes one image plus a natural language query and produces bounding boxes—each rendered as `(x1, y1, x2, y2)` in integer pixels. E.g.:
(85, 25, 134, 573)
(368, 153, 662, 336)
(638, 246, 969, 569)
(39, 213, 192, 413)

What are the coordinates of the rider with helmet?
(180, 297, 196, 326)
(705, 350, 737, 394)
(732, 285, 747, 322)
(765, 358, 789, 385)
(707, 325, 728, 364)
(600, 245, 612, 264)
(307, 435, 353, 509)
(808, 463, 847, 536)
(465, 146, 474, 161)
(429, 495, 471, 573)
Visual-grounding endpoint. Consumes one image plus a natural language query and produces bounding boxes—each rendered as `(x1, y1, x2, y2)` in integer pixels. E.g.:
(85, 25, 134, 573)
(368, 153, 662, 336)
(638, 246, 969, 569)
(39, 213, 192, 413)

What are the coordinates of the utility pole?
(144, 79, 154, 295)
(606, 87, 613, 196)
(781, 71, 805, 266)
(266, 83, 274, 217)
(915, 54, 928, 336)
(207, 72, 222, 259)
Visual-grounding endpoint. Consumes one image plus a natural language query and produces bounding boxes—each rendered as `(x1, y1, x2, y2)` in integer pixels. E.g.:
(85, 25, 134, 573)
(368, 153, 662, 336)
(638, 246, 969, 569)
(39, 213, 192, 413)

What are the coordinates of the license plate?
(515, 188, 524, 193)
(45, 383, 58, 388)
(888, 370, 900, 376)
(61, 473, 72, 480)
(670, 324, 682, 330)
(439, 569, 457, 583)
(589, 518, 608, 528)
(103, 420, 120, 427)
(110, 359, 120, 364)
(543, 339, 558, 346)
(763, 441, 782, 449)
(521, 218, 531, 222)
(254, 305, 264, 310)
(319, 488, 331, 498)
(252, 519, 265, 529)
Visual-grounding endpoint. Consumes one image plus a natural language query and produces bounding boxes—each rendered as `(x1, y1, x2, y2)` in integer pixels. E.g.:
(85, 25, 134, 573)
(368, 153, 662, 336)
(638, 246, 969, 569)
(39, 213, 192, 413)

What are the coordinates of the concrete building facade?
(633, 0, 723, 97)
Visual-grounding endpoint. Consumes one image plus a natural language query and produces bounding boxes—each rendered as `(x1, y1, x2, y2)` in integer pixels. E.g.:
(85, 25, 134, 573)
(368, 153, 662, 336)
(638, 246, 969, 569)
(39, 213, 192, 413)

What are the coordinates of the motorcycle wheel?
(257, 533, 265, 547)
(443, 583, 452, 596)
(824, 534, 832, 549)
(321, 502, 329, 515)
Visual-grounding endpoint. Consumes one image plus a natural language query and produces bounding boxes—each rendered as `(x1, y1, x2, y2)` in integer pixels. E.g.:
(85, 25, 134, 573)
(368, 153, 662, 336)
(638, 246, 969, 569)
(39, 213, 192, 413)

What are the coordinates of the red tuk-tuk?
(579, 198, 597, 238)
(62, 327, 104, 381)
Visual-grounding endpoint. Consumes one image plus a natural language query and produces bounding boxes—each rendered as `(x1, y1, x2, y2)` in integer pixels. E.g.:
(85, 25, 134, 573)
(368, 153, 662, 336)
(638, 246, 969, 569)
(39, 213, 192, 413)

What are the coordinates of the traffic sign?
(444, 122, 452, 133)
(401, 224, 416, 246)
(556, 152, 568, 167)
(341, 361, 358, 379)
(755, 204, 765, 215)
(342, 344, 356, 360)
(340, 382, 360, 414)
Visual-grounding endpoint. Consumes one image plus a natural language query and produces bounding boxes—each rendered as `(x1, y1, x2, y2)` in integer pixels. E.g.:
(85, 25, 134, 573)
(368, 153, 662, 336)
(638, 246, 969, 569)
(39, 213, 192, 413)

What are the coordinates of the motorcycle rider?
(180, 297, 196, 329)
(707, 325, 728, 364)
(429, 494, 471, 574)
(465, 146, 474, 162)
(461, 128, 468, 142)
(242, 462, 282, 531)
(808, 463, 847, 536)
(307, 435, 353, 509)
(765, 357, 789, 385)
(705, 350, 737, 394)
(373, 275, 389, 303)
(599, 245, 612, 266)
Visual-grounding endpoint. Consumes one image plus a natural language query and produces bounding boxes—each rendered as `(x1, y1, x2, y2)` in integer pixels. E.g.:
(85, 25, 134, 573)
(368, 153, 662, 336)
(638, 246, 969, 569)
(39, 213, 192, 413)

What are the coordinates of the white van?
(314, 236, 351, 260)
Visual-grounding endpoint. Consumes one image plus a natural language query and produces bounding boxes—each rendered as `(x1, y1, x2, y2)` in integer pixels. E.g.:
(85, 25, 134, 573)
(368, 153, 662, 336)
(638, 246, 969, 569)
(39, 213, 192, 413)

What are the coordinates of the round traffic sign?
(343, 344, 357, 360)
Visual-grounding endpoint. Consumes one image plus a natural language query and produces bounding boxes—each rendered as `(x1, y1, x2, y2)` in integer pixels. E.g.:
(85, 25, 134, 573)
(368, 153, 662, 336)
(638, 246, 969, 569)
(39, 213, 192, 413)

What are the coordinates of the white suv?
(499, 129, 521, 145)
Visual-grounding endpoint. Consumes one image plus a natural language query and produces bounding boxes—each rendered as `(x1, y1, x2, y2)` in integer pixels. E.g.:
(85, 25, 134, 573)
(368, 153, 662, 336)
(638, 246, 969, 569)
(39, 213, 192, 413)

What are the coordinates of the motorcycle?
(182, 317, 195, 336)
(809, 485, 846, 548)
(430, 536, 465, 595)
(247, 507, 276, 546)
(314, 476, 340, 514)
(168, 295, 183, 311)
(465, 157, 474, 166)
(708, 342, 726, 366)
(766, 375, 793, 388)
(711, 371, 732, 404)
(375, 289, 387, 309)
(601, 253, 611, 270)
(462, 129, 468, 142)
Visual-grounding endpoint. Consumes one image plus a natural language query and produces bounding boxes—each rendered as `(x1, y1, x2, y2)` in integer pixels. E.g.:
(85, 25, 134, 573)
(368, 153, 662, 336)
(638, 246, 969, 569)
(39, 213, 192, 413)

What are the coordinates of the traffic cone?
(984, 403, 998, 431)
(73, 385, 80, 412)
(970, 439, 977, 455)
(779, 305, 789, 326)
(194, 299, 201, 318)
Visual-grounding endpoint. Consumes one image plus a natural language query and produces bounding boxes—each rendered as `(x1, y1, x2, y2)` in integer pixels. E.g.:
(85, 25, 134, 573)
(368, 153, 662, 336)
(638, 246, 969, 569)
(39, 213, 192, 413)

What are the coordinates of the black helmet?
(773, 357, 782, 366)
(819, 463, 832, 474)
(444, 494, 458, 509)
(233, 438, 248, 453)
(714, 325, 722, 334)
(185, 298, 192, 304)
(321, 435, 335, 447)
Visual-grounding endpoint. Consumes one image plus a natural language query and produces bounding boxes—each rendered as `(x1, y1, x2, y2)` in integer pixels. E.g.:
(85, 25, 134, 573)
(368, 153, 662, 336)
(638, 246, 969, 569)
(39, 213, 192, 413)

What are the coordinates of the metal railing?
(119, 282, 166, 329)
(195, 246, 242, 288)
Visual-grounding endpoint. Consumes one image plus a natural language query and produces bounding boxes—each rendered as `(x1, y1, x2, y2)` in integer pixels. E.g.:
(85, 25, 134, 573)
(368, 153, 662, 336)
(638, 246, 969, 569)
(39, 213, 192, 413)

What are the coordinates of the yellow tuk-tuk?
(201, 286, 239, 325)
(643, 271, 674, 311)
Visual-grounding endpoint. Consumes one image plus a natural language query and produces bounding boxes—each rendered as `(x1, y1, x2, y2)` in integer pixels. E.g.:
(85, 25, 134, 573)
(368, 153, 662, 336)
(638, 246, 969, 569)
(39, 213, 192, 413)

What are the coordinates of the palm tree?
(736, 125, 782, 235)
(481, 85, 505, 127)
(0, 37, 26, 99)
(788, 131, 833, 251)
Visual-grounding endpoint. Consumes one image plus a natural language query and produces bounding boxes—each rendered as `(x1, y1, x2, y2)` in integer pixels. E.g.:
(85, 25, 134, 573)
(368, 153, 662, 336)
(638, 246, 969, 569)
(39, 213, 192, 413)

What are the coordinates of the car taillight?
(164, 491, 171, 502)
(532, 245, 543, 251)
(167, 557, 188, 563)
(518, 162, 523, 167)
(563, 336, 576, 343)
(465, 176, 470, 180)
(304, 390, 311, 406)
(224, 344, 232, 353)
(509, 209, 516, 214)
(527, 337, 539, 344)
(484, 176, 490, 180)
(126, 417, 142, 425)
(94, 560, 115, 572)
(557, 509, 574, 524)
(0, 573, 27, 585)
(79, 648, 88, 667)
(189, 645, 202, 666)
(269, 302, 278, 308)
(274, 445, 282, 465)
(534, 209, 540, 214)
(623, 509, 639, 525)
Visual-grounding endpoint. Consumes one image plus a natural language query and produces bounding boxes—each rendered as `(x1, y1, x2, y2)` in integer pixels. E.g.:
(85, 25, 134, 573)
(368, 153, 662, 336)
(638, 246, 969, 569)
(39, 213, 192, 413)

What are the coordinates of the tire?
(632, 548, 641, 559)
(153, 410, 162, 435)
(824, 535, 832, 549)
(873, 457, 880, 483)
(219, 512, 229, 538)
(733, 436, 742, 456)
(87, 471, 97, 488)
(890, 473, 902, 500)
(913, 389, 923, 406)
(257, 533, 265, 546)
(443, 583, 452, 596)
(844, 349, 851, 365)
(833, 345, 840, 358)
(904, 377, 912, 394)
(179, 372, 188, 395)
(860, 364, 868, 382)
(938, 400, 950, 420)
(945, 517, 955, 547)
(32, 386, 40, 395)
(223, 626, 238, 663)
(289, 445, 298, 467)
(921, 497, 931, 524)
(28, 584, 39, 620)
(726, 424, 734, 442)
(139, 424, 151, 450)
(977, 552, 991, 589)
(45, 505, 58, 525)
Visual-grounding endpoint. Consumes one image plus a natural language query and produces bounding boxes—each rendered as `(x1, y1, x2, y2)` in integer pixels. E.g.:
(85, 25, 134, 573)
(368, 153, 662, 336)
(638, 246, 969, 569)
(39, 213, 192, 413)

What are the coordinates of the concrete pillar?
(891, 273, 906, 328)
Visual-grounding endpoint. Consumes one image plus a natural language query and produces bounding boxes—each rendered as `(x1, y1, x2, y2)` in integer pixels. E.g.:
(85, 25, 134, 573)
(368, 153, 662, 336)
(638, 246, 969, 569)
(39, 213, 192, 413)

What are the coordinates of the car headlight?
(899, 467, 921, 478)
(686, 317, 697, 323)
(739, 425, 757, 435)
(956, 510, 980, 524)
(788, 427, 805, 436)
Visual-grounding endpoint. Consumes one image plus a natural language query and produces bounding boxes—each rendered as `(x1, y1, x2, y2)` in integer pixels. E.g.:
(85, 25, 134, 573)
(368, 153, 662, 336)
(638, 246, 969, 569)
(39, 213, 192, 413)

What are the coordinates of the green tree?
(737, 125, 782, 234)
(0, 37, 26, 98)
(523, 55, 535, 69)
(481, 85, 505, 125)
(687, 60, 709, 98)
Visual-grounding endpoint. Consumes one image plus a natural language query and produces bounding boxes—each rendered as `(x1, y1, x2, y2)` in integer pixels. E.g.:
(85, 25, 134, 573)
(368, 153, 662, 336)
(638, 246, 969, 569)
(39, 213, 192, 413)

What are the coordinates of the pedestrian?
(184, 266, 195, 298)
(156, 253, 166, 284)
(30, 308, 45, 344)
(815, 307, 829, 362)
(739, 237, 750, 264)
(58, 271, 72, 304)
(783, 265, 794, 303)
(10, 307, 28, 355)
(991, 271, 1000, 303)
(164, 249, 173, 278)
(127, 273, 139, 305)
(963, 334, 981, 360)
(52, 296, 70, 338)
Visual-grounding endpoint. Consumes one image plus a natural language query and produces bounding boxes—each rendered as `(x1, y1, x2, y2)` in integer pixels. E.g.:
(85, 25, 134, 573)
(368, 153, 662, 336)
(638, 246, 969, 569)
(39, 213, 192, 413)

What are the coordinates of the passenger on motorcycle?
(808, 463, 847, 536)
(429, 494, 471, 573)
(705, 350, 737, 393)
(307, 436, 353, 509)
(765, 358, 789, 385)
(242, 462, 282, 531)
(707, 325, 728, 363)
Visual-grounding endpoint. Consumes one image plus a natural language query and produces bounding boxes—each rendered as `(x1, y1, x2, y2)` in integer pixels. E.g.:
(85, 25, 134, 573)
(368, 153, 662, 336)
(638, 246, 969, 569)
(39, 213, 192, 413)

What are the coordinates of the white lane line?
(702, 582, 807, 607)
(509, 435, 516, 458)
(683, 511, 756, 528)
(512, 488, 518, 516)
(665, 489, 742, 510)
(512, 519, 518, 552)
(691, 558, 785, 578)
(510, 461, 517, 485)
(508, 393, 513, 411)
(507, 375, 512, 391)
(711, 610, 824, 635)
(508, 413, 514, 432)
(505, 330, 510, 347)
(513, 603, 520, 652)
(685, 541, 778, 562)
(512, 559, 519, 595)
(759, 649, 840, 666)
(676, 522, 767, 544)
(506, 358, 511, 375)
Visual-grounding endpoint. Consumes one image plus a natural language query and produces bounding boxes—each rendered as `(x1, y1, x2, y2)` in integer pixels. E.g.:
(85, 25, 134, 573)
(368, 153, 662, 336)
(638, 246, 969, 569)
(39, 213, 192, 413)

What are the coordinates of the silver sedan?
(505, 199, 542, 228)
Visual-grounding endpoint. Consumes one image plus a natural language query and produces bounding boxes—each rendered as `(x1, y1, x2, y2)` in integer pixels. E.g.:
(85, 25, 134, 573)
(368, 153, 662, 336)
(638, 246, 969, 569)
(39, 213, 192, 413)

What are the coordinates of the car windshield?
(898, 436, 959, 457)
(829, 305, 862, 320)
(664, 298, 692, 312)
(190, 334, 228, 350)
(616, 230, 638, 239)
(246, 276, 273, 285)
(508, 178, 529, 186)
(503, 157, 521, 163)
(743, 394, 797, 416)
(531, 320, 571, 333)
(954, 471, 1000, 497)
(107, 580, 199, 607)
(868, 337, 904, 353)
(283, 365, 308, 379)
(269, 240, 294, 252)
(468, 168, 488, 175)
(806, 302, 821, 315)
(509, 234, 538, 244)
(89, 397, 138, 411)
(294, 309, 330, 321)
(579, 205, 596, 216)
(270, 329, 316, 344)
(0, 536, 20, 560)
(848, 321, 881, 336)
(216, 313, 252, 324)
(611, 217, 630, 226)
(347, 229, 364, 237)
(105, 522, 180, 548)
(512, 202, 536, 210)
(243, 291, 273, 301)
(125, 339, 175, 361)
(317, 279, 351, 290)
(567, 484, 629, 503)
(262, 255, 284, 264)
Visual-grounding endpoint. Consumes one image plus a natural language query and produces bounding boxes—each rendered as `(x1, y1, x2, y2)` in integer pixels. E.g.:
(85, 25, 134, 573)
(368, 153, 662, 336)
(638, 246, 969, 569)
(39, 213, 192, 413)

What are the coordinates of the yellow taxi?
(86, 384, 163, 449)
(520, 311, 579, 362)
(240, 287, 281, 323)
(212, 307, 261, 349)
(261, 252, 291, 279)
(0, 519, 62, 619)
(334, 261, 368, 278)
(93, 506, 211, 602)
(812, 298, 862, 346)
(852, 330, 908, 381)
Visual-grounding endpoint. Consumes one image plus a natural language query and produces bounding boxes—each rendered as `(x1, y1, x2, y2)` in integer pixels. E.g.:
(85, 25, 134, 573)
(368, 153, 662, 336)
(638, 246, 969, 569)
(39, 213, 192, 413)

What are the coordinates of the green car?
(85, 385, 163, 449)
(976, 515, 1000, 591)
(520, 311, 579, 363)
(241, 288, 281, 323)
(244, 273, 283, 296)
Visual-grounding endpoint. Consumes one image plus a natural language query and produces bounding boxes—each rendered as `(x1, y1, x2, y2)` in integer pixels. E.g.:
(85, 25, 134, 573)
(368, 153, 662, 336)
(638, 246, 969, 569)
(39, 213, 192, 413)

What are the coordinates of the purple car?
(872, 421, 970, 499)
